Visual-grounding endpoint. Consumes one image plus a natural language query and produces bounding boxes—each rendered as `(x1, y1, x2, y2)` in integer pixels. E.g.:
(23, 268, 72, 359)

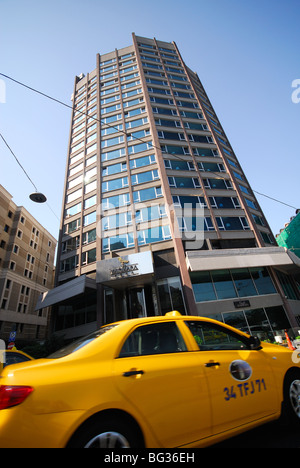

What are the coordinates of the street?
(210, 421, 300, 448)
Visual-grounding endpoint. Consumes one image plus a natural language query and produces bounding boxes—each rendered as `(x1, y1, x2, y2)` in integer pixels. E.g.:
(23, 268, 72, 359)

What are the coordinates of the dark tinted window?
(185, 321, 250, 351)
(119, 322, 187, 358)
(4, 352, 32, 368)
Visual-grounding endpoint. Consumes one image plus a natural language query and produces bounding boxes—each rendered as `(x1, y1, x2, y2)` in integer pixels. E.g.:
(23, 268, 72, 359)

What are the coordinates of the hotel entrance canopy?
(35, 275, 96, 311)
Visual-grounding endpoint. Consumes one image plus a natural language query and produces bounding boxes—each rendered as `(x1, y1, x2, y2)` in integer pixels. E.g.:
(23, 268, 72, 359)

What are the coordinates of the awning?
(186, 247, 300, 274)
(35, 275, 96, 311)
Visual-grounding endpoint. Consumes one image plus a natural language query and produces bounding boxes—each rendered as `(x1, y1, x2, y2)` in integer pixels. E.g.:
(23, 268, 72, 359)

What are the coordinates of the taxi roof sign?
(165, 311, 182, 317)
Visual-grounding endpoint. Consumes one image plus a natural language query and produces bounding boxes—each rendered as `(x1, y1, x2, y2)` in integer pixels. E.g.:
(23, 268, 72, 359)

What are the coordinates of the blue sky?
(1, 0, 299, 241)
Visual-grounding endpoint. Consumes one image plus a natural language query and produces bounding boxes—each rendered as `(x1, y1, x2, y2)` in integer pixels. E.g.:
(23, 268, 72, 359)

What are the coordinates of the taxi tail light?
(0, 385, 34, 410)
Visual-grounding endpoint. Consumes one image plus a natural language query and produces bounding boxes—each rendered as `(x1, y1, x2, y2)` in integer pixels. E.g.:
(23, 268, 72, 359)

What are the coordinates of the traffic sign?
(9, 331, 16, 343)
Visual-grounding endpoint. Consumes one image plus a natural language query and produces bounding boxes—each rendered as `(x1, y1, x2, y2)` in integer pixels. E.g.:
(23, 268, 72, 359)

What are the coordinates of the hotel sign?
(110, 257, 139, 279)
(234, 300, 251, 309)
(97, 251, 154, 284)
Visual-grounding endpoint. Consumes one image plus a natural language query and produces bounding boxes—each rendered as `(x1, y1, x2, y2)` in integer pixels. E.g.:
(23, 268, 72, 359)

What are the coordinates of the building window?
(102, 176, 129, 192)
(102, 212, 132, 231)
(102, 162, 127, 176)
(133, 186, 162, 203)
(135, 205, 166, 224)
(168, 176, 201, 189)
(190, 267, 276, 303)
(82, 248, 96, 265)
(64, 218, 81, 234)
(261, 231, 274, 244)
(137, 225, 171, 246)
(128, 141, 153, 155)
(131, 169, 159, 185)
(53, 291, 97, 331)
(216, 217, 250, 231)
(101, 147, 126, 162)
(220, 306, 291, 340)
(60, 255, 79, 273)
(276, 271, 300, 300)
(102, 193, 130, 211)
(102, 233, 134, 253)
(83, 211, 97, 226)
(129, 154, 156, 169)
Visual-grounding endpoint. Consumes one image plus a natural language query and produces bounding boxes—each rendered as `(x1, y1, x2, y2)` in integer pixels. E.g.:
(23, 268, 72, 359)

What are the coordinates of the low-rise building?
(0, 185, 57, 343)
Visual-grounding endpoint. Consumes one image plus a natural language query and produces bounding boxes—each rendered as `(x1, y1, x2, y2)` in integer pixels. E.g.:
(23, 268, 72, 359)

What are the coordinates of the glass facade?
(212, 306, 291, 342)
(54, 290, 97, 331)
(190, 267, 276, 302)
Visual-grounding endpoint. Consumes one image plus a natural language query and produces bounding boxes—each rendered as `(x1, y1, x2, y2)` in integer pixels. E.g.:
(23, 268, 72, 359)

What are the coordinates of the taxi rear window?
(48, 324, 117, 358)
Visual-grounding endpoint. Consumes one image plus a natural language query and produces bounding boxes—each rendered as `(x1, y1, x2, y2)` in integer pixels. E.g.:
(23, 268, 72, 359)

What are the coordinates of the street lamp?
(29, 192, 47, 203)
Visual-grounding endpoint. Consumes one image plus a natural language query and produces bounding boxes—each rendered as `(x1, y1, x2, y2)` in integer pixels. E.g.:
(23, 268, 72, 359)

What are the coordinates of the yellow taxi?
(0, 312, 299, 448)
(0, 349, 33, 373)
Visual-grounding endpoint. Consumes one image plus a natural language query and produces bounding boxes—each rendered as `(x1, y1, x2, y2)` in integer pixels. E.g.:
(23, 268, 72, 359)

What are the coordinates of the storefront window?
(244, 308, 273, 341)
(222, 311, 248, 333)
(211, 270, 237, 300)
(190, 267, 276, 303)
(231, 269, 257, 297)
(190, 271, 216, 302)
(251, 268, 276, 295)
(215, 306, 291, 340)
(276, 271, 300, 300)
(54, 290, 97, 331)
(266, 305, 291, 331)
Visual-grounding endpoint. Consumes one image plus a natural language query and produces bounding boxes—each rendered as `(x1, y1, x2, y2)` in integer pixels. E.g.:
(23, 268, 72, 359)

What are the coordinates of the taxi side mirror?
(249, 336, 261, 350)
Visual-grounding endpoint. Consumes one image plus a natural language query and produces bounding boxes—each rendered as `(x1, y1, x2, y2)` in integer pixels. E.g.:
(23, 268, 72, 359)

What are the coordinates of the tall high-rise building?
(38, 34, 300, 341)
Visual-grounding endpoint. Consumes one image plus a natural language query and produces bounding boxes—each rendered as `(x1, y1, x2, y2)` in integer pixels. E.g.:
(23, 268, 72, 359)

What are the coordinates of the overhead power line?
(252, 191, 297, 210)
(0, 132, 60, 221)
(0, 132, 38, 192)
(0, 72, 298, 212)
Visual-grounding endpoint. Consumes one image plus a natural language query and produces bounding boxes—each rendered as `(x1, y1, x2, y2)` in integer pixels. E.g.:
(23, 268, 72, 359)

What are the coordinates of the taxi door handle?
(123, 370, 144, 377)
(205, 362, 220, 368)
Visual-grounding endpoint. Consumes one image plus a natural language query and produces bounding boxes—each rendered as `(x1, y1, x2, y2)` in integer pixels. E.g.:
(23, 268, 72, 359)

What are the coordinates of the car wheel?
(84, 430, 130, 448)
(283, 371, 300, 426)
(67, 415, 143, 448)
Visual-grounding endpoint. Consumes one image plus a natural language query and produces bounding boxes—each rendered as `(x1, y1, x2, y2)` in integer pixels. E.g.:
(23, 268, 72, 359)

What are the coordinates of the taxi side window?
(4, 352, 31, 368)
(119, 322, 187, 358)
(185, 321, 250, 351)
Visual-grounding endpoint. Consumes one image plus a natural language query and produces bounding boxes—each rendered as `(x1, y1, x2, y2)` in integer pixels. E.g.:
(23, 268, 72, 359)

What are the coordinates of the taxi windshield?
(48, 324, 118, 359)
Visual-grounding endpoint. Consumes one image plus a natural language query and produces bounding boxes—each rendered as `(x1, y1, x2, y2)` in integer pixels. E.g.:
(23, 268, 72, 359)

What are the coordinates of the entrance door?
(128, 287, 147, 318)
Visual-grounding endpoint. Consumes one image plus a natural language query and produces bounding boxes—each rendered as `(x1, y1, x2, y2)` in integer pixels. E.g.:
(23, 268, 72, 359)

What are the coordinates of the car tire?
(67, 414, 143, 448)
(282, 370, 300, 426)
